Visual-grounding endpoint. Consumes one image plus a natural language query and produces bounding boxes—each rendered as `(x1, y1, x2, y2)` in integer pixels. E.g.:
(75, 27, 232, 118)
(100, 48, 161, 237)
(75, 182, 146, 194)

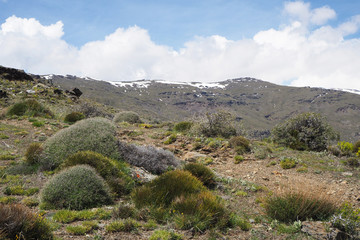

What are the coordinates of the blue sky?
(1, 0, 360, 90)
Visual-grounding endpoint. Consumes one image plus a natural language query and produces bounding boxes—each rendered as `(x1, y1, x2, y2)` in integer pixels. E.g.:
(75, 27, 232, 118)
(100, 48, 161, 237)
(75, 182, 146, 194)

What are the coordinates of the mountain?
(37, 74, 360, 141)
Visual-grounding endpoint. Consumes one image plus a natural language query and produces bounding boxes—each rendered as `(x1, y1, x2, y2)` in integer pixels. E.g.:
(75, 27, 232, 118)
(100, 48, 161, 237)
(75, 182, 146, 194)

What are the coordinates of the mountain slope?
(43, 75, 360, 141)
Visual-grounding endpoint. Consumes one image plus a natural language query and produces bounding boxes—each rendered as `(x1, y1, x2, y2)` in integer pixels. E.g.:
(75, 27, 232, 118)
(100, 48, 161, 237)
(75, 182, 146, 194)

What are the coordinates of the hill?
(45, 74, 360, 141)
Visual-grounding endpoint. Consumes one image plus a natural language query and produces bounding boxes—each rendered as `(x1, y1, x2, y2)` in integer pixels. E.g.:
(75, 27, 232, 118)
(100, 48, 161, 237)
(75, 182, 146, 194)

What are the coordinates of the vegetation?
(25, 142, 43, 164)
(0, 204, 53, 240)
(272, 112, 338, 151)
(41, 165, 113, 210)
(42, 117, 120, 169)
(183, 162, 216, 189)
(197, 111, 238, 138)
(61, 151, 134, 196)
(149, 229, 183, 240)
(64, 111, 85, 123)
(279, 157, 297, 169)
(330, 203, 360, 238)
(174, 121, 192, 132)
(113, 111, 142, 124)
(6, 99, 53, 118)
(229, 136, 251, 154)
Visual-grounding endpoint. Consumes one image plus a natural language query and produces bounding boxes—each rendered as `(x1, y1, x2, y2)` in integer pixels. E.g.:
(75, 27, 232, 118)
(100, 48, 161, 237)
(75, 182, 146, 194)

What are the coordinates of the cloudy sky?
(1, 0, 360, 90)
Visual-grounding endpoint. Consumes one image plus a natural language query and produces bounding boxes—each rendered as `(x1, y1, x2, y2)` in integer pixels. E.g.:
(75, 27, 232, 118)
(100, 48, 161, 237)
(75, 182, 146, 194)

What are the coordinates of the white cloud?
(0, 1, 360, 90)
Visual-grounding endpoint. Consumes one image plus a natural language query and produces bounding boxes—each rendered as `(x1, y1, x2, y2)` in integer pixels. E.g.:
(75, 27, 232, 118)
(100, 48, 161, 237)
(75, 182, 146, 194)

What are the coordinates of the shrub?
(280, 157, 297, 169)
(118, 141, 180, 174)
(330, 203, 360, 237)
(197, 111, 238, 138)
(0, 204, 53, 240)
(328, 145, 341, 157)
(42, 117, 120, 169)
(41, 165, 113, 210)
(149, 229, 183, 240)
(6, 99, 53, 118)
(64, 111, 85, 123)
(234, 155, 244, 164)
(174, 121, 193, 132)
(61, 151, 134, 196)
(106, 219, 140, 232)
(132, 170, 205, 208)
(183, 163, 216, 189)
(172, 191, 229, 232)
(346, 157, 360, 168)
(263, 187, 338, 223)
(75, 101, 113, 119)
(164, 134, 177, 145)
(353, 140, 360, 153)
(338, 141, 354, 156)
(229, 136, 250, 154)
(25, 142, 43, 164)
(113, 111, 142, 124)
(112, 203, 135, 219)
(229, 214, 251, 231)
(272, 112, 338, 151)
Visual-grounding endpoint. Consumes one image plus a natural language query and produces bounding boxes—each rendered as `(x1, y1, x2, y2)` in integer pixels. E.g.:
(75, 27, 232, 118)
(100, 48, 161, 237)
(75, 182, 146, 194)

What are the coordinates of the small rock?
(342, 172, 353, 177)
(262, 177, 270, 181)
(183, 152, 207, 162)
(301, 221, 345, 240)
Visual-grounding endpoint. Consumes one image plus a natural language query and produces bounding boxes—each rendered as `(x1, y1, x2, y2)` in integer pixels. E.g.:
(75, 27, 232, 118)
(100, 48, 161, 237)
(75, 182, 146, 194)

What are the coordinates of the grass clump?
(118, 141, 180, 174)
(174, 121, 192, 133)
(6, 99, 53, 118)
(279, 157, 297, 169)
(229, 214, 251, 231)
(0, 204, 54, 240)
(229, 136, 251, 154)
(42, 117, 120, 169)
(183, 162, 216, 189)
(149, 229, 183, 240)
(4, 185, 39, 196)
(164, 133, 177, 145)
(132, 170, 205, 208)
(106, 219, 140, 232)
(61, 151, 134, 196)
(112, 203, 135, 219)
(52, 209, 112, 223)
(41, 165, 113, 210)
(64, 111, 85, 123)
(263, 184, 338, 223)
(25, 142, 43, 164)
(113, 111, 142, 124)
(234, 155, 244, 164)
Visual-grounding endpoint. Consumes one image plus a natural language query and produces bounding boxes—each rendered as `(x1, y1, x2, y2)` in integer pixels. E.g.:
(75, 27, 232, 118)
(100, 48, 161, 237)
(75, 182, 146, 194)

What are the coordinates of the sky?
(1, 0, 360, 90)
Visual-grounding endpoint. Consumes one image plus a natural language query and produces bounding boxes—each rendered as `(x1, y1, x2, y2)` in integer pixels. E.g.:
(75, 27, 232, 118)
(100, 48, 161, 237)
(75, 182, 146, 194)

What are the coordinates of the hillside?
(45, 74, 360, 141)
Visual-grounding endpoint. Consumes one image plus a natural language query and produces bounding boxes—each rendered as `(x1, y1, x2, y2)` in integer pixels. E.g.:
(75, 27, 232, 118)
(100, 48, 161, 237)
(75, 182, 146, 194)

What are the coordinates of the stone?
(301, 221, 347, 240)
(342, 172, 353, 177)
(183, 151, 207, 162)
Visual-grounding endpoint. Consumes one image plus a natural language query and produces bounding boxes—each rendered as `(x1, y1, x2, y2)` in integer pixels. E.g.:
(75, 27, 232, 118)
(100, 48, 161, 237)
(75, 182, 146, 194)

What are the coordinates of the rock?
(0, 65, 33, 81)
(342, 172, 353, 177)
(130, 166, 156, 183)
(54, 89, 63, 95)
(0, 90, 7, 98)
(26, 90, 36, 94)
(301, 221, 347, 240)
(183, 152, 207, 162)
(71, 88, 82, 98)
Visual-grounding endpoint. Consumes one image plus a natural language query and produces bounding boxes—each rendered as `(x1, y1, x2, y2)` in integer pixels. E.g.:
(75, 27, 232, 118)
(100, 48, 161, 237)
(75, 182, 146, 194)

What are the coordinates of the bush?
(112, 203, 135, 219)
(42, 117, 120, 169)
(106, 219, 140, 232)
(172, 191, 229, 232)
(0, 204, 53, 240)
(61, 151, 134, 196)
(338, 141, 354, 156)
(164, 134, 177, 145)
(132, 170, 205, 208)
(64, 111, 85, 123)
(41, 165, 113, 210)
(118, 141, 180, 174)
(330, 203, 360, 237)
(197, 111, 238, 138)
(234, 155, 244, 164)
(149, 229, 183, 240)
(113, 111, 142, 124)
(25, 142, 43, 164)
(6, 99, 53, 118)
(280, 157, 297, 169)
(272, 112, 338, 151)
(75, 101, 113, 119)
(183, 163, 216, 189)
(353, 140, 360, 153)
(174, 121, 193, 132)
(263, 187, 338, 223)
(229, 136, 250, 153)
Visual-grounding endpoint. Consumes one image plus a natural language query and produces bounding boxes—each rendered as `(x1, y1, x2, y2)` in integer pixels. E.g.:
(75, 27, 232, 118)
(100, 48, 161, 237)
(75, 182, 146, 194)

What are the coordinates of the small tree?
(272, 112, 338, 151)
(198, 111, 238, 138)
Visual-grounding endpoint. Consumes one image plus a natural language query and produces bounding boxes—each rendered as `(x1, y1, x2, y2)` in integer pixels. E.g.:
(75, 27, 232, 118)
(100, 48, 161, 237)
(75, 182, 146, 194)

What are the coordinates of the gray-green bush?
(197, 111, 238, 138)
(42, 117, 120, 169)
(113, 111, 142, 124)
(41, 165, 113, 210)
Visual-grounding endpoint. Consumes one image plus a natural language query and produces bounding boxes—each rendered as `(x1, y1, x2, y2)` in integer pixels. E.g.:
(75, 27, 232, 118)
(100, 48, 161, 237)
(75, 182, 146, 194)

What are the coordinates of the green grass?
(52, 209, 112, 223)
(105, 219, 141, 232)
(4, 185, 39, 196)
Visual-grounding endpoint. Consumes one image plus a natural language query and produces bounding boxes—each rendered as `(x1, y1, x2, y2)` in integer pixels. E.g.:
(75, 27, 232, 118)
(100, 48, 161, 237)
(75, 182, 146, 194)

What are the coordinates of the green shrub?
(264, 188, 338, 223)
(112, 203, 135, 219)
(346, 157, 360, 168)
(66, 225, 91, 235)
(42, 117, 120, 169)
(4, 185, 39, 196)
(52, 209, 111, 223)
(6, 99, 53, 118)
(61, 151, 134, 196)
(32, 120, 45, 127)
(64, 111, 85, 123)
(272, 112, 338, 151)
(327, 145, 341, 157)
(198, 111, 238, 138)
(149, 229, 183, 240)
(229, 214, 251, 231)
(330, 203, 360, 237)
(174, 121, 193, 132)
(113, 111, 142, 124)
(234, 155, 244, 164)
(172, 191, 229, 232)
(132, 170, 205, 208)
(0, 204, 54, 240)
(118, 141, 180, 174)
(280, 157, 297, 169)
(183, 163, 216, 189)
(229, 136, 250, 152)
(41, 165, 113, 210)
(25, 142, 43, 164)
(338, 141, 354, 156)
(164, 134, 177, 145)
(106, 219, 140, 232)
(353, 140, 360, 153)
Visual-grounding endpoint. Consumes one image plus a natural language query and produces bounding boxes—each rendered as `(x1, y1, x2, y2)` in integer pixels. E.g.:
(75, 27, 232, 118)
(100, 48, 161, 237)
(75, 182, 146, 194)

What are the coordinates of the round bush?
(41, 165, 113, 210)
(272, 112, 338, 151)
(229, 136, 251, 154)
(183, 163, 216, 189)
(113, 111, 142, 124)
(132, 170, 205, 208)
(0, 204, 54, 240)
(7, 99, 53, 118)
(42, 117, 120, 169)
(64, 111, 85, 123)
(25, 142, 43, 164)
(61, 151, 134, 196)
(174, 121, 193, 132)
